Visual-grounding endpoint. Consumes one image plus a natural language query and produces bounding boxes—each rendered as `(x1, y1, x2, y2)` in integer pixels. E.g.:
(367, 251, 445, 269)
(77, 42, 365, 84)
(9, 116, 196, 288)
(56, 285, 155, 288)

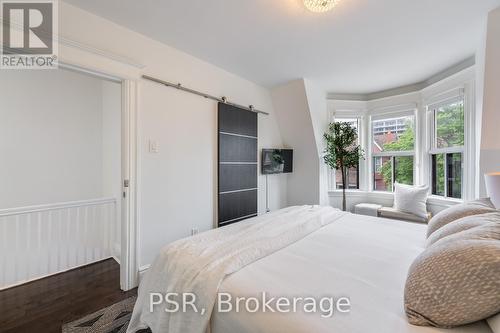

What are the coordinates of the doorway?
(0, 66, 126, 290)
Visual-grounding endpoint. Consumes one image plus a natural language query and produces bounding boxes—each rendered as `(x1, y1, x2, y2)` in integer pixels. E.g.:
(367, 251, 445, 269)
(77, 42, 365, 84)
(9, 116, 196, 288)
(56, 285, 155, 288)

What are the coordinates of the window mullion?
(433, 109, 437, 150)
(430, 147, 464, 155)
(373, 151, 414, 158)
(392, 156, 396, 190)
(444, 153, 449, 199)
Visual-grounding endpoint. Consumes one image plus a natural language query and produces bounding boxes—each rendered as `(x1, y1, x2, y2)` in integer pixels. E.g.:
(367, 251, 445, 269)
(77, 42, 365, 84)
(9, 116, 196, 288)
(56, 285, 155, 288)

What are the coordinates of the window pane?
(447, 153, 462, 199)
(374, 157, 392, 191)
(333, 118, 360, 190)
(372, 115, 414, 153)
(335, 166, 359, 190)
(432, 153, 462, 198)
(432, 154, 445, 196)
(335, 118, 360, 143)
(338, 118, 359, 130)
(436, 100, 464, 148)
(394, 156, 414, 185)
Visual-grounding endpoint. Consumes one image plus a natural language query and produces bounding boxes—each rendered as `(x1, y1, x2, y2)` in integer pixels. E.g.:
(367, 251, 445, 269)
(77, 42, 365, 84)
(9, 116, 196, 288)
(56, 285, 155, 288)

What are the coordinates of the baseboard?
(112, 256, 121, 265)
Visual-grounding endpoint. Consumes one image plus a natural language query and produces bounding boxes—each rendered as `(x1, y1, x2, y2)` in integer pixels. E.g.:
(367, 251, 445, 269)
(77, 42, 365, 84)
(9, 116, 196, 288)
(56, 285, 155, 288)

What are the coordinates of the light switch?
(149, 140, 159, 153)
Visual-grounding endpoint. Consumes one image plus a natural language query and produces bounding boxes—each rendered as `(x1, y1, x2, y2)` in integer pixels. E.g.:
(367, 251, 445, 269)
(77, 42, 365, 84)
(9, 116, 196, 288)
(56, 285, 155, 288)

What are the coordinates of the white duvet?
(212, 211, 492, 333)
(127, 206, 347, 333)
(128, 206, 492, 333)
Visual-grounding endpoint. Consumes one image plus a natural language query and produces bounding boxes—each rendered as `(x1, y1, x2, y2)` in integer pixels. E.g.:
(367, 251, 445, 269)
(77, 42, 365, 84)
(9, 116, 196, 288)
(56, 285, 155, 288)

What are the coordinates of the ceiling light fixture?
(303, 0, 338, 13)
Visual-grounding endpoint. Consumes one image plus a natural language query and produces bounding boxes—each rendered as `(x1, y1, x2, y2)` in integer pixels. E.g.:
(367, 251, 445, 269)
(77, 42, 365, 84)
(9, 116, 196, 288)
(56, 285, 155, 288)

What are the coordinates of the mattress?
(211, 213, 492, 333)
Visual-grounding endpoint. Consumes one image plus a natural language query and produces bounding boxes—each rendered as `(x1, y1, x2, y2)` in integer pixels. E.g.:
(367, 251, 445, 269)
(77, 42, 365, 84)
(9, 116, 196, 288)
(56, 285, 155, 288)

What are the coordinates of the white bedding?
(211, 212, 492, 333)
(128, 206, 347, 333)
(129, 206, 492, 333)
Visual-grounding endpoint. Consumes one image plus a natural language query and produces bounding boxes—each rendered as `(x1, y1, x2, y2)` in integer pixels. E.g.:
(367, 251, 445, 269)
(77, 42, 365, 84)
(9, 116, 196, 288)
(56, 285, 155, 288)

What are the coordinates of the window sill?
(427, 195, 463, 207)
(328, 190, 367, 198)
(328, 191, 463, 208)
(328, 190, 394, 202)
(328, 190, 393, 196)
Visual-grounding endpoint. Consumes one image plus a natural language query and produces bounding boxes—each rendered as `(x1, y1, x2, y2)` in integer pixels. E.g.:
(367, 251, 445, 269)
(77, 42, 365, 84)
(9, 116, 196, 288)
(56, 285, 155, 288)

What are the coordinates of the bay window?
(328, 71, 475, 204)
(371, 114, 415, 192)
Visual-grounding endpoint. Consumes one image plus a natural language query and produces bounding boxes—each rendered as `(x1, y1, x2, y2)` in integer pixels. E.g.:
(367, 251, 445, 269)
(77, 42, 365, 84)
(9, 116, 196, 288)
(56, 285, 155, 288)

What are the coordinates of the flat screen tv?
(261, 149, 293, 175)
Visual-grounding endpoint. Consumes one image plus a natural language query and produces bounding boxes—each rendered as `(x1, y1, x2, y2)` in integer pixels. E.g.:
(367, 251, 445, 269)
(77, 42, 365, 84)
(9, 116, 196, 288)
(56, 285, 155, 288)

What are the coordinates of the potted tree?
(323, 122, 364, 211)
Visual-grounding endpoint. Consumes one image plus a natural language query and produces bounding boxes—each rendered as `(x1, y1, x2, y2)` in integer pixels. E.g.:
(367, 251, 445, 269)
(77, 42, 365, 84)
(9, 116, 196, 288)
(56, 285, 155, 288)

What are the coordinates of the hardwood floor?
(0, 258, 137, 333)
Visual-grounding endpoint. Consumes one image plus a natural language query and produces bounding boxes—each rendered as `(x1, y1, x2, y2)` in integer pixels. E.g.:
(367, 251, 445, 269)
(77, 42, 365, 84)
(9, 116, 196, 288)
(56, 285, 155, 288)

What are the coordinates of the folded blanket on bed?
(127, 205, 346, 333)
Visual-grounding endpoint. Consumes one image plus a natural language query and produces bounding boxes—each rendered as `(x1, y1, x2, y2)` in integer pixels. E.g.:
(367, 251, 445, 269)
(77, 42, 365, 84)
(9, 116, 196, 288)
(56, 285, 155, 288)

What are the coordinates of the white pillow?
(393, 182, 429, 219)
(488, 313, 500, 333)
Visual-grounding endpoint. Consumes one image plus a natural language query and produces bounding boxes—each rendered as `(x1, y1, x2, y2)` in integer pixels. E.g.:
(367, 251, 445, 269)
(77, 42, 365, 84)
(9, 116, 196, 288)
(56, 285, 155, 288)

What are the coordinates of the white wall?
(56, 3, 287, 269)
(0, 69, 104, 208)
(303, 79, 330, 206)
(0, 68, 122, 260)
(475, 15, 488, 197)
(479, 7, 500, 196)
(271, 79, 320, 206)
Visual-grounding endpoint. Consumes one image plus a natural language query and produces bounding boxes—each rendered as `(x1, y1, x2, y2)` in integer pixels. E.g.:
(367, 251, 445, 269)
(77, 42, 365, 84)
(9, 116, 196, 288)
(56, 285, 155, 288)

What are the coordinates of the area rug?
(62, 296, 151, 333)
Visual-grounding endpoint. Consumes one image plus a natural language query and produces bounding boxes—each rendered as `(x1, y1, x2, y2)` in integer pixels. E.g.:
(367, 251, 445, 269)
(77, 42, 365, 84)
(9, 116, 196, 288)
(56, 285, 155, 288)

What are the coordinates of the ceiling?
(63, 0, 500, 94)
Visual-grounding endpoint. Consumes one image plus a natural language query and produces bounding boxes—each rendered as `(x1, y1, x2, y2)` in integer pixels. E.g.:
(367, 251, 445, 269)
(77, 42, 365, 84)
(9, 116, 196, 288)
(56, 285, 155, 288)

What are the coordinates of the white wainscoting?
(0, 197, 118, 290)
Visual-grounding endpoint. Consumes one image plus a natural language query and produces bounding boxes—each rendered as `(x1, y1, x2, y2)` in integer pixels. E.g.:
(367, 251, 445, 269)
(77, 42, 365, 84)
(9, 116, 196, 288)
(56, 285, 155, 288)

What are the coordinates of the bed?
(128, 206, 493, 333)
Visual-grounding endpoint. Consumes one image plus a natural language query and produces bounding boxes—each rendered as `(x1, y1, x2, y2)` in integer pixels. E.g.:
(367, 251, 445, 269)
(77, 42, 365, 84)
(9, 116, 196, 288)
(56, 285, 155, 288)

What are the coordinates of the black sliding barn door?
(218, 103, 258, 227)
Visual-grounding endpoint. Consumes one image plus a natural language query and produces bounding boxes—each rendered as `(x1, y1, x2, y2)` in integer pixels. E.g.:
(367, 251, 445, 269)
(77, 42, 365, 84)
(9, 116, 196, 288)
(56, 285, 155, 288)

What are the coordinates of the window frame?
(328, 115, 363, 191)
(370, 111, 417, 192)
(427, 96, 465, 199)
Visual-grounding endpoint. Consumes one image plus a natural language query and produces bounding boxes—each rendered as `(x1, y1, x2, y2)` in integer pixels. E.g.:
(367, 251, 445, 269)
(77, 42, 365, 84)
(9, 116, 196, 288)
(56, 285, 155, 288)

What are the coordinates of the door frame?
(120, 79, 138, 291)
(59, 62, 139, 291)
